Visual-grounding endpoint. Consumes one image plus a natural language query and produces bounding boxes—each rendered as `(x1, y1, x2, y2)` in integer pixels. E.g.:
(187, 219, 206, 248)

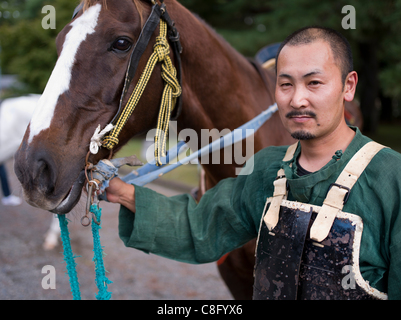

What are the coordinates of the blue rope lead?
(57, 205, 112, 300)
(90, 204, 113, 300)
(58, 215, 81, 300)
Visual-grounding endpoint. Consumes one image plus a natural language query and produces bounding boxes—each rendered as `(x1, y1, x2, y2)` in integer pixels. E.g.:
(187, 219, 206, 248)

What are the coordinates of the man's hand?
(105, 177, 136, 213)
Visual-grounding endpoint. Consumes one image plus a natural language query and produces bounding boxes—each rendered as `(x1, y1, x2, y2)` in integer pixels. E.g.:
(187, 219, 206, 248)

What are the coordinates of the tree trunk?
(380, 92, 393, 122)
(357, 42, 380, 133)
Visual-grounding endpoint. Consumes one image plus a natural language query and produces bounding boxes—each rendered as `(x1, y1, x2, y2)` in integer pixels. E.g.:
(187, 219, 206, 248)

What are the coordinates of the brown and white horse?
(14, 0, 361, 299)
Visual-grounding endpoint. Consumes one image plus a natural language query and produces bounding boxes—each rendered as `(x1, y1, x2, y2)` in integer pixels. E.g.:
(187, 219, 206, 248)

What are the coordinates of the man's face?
(275, 40, 352, 141)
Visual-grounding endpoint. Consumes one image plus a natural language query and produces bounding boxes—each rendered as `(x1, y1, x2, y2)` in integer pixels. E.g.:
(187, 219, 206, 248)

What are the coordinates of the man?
(105, 27, 401, 299)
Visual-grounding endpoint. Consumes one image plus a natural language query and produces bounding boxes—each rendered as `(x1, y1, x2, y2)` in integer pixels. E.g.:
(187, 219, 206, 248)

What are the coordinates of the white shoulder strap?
(310, 141, 387, 242)
(264, 142, 298, 230)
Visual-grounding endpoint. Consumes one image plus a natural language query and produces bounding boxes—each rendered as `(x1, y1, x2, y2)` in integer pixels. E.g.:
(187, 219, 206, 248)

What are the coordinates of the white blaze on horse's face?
(28, 4, 102, 144)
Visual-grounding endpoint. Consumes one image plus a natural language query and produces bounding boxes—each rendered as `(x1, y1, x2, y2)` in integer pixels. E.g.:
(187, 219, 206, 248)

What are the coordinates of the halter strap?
(102, 17, 182, 167)
(104, 3, 182, 163)
(113, 4, 162, 125)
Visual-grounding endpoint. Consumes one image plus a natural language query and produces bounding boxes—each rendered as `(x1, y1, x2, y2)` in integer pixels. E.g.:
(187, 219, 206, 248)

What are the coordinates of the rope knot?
(101, 19, 181, 162)
(102, 136, 119, 150)
(161, 63, 182, 97)
(154, 36, 169, 62)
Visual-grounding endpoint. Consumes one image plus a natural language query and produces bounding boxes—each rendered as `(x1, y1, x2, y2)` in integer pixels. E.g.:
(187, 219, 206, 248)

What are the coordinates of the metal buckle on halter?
(327, 183, 351, 205)
(82, 180, 101, 227)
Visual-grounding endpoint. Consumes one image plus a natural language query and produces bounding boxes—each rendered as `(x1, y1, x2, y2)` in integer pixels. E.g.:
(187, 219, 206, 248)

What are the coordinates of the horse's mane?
(80, 0, 145, 27)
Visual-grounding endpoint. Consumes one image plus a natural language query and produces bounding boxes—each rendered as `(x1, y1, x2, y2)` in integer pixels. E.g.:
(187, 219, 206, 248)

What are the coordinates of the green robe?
(119, 127, 401, 299)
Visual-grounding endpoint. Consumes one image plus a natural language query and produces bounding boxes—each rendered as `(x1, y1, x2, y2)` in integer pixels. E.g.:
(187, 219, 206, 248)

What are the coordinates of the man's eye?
(309, 81, 321, 86)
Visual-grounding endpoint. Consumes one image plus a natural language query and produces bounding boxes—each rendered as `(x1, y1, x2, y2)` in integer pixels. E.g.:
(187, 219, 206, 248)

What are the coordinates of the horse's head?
(14, 0, 168, 213)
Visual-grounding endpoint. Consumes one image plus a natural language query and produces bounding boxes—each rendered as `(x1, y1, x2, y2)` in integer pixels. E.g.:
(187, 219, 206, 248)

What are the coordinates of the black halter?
(71, 0, 183, 122)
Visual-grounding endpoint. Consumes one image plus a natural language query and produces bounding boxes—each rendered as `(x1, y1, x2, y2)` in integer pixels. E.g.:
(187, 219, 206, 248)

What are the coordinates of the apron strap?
(264, 142, 298, 230)
(310, 141, 387, 242)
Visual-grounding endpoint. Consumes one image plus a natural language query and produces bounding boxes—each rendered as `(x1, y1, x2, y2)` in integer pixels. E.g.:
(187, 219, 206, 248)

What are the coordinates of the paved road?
(0, 160, 232, 300)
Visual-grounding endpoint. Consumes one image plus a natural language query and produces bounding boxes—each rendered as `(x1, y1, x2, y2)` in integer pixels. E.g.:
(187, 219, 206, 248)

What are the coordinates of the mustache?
(286, 110, 317, 118)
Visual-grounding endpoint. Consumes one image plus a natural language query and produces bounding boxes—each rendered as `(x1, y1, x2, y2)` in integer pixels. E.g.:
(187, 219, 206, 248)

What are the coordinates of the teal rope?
(90, 204, 113, 300)
(57, 205, 112, 300)
(57, 215, 81, 300)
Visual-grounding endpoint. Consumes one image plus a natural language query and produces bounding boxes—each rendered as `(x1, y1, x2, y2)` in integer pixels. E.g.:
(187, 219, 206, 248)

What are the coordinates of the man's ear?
(344, 71, 358, 102)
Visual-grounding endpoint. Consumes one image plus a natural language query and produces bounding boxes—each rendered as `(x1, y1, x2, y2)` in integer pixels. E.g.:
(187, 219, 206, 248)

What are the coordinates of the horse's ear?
(73, 0, 107, 18)
(137, 0, 154, 4)
(72, 2, 84, 19)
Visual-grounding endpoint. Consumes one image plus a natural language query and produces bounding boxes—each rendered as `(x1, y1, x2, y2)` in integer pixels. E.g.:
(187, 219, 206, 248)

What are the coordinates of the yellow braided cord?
(154, 85, 172, 164)
(154, 20, 182, 166)
(102, 51, 159, 149)
(103, 19, 181, 154)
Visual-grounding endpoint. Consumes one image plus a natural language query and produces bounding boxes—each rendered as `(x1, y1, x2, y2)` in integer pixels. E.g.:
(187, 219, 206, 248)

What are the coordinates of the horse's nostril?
(33, 158, 56, 192)
(36, 160, 48, 183)
(36, 160, 46, 175)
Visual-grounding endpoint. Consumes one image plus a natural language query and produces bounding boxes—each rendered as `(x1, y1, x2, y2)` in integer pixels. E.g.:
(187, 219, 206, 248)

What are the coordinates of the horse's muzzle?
(14, 142, 86, 213)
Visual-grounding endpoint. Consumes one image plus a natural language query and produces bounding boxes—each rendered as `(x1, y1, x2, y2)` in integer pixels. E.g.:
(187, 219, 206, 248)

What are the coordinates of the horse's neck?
(169, 1, 293, 187)
(174, 3, 275, 133)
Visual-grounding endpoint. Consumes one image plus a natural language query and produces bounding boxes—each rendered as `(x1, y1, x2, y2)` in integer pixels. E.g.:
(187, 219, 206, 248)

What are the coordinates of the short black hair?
(275, 26, 353, 85)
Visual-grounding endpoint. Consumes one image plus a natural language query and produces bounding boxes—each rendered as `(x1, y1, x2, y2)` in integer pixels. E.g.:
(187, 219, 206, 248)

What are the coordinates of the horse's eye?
(110, 38, 132, 52)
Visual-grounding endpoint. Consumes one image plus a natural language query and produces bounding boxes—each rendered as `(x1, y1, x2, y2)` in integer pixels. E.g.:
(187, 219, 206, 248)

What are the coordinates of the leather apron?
(253, 142, 388, 300)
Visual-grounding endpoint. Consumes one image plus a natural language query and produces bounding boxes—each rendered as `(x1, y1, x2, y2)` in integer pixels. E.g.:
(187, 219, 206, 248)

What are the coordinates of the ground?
(0, 159, 232, 300)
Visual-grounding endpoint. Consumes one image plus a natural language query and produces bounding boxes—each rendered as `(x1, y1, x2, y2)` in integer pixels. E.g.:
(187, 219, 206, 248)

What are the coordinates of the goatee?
(290, 130, 316, 140)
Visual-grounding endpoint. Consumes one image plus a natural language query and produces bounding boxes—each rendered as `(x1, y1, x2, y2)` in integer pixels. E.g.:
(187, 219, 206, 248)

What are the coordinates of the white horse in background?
(0, 95, 39, 163)
(0, 94, 60, 250)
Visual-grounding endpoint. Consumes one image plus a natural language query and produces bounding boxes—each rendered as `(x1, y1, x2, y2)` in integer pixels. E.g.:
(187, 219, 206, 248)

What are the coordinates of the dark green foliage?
(1, 0, 400, 128)
(0, 0, 77, 94)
